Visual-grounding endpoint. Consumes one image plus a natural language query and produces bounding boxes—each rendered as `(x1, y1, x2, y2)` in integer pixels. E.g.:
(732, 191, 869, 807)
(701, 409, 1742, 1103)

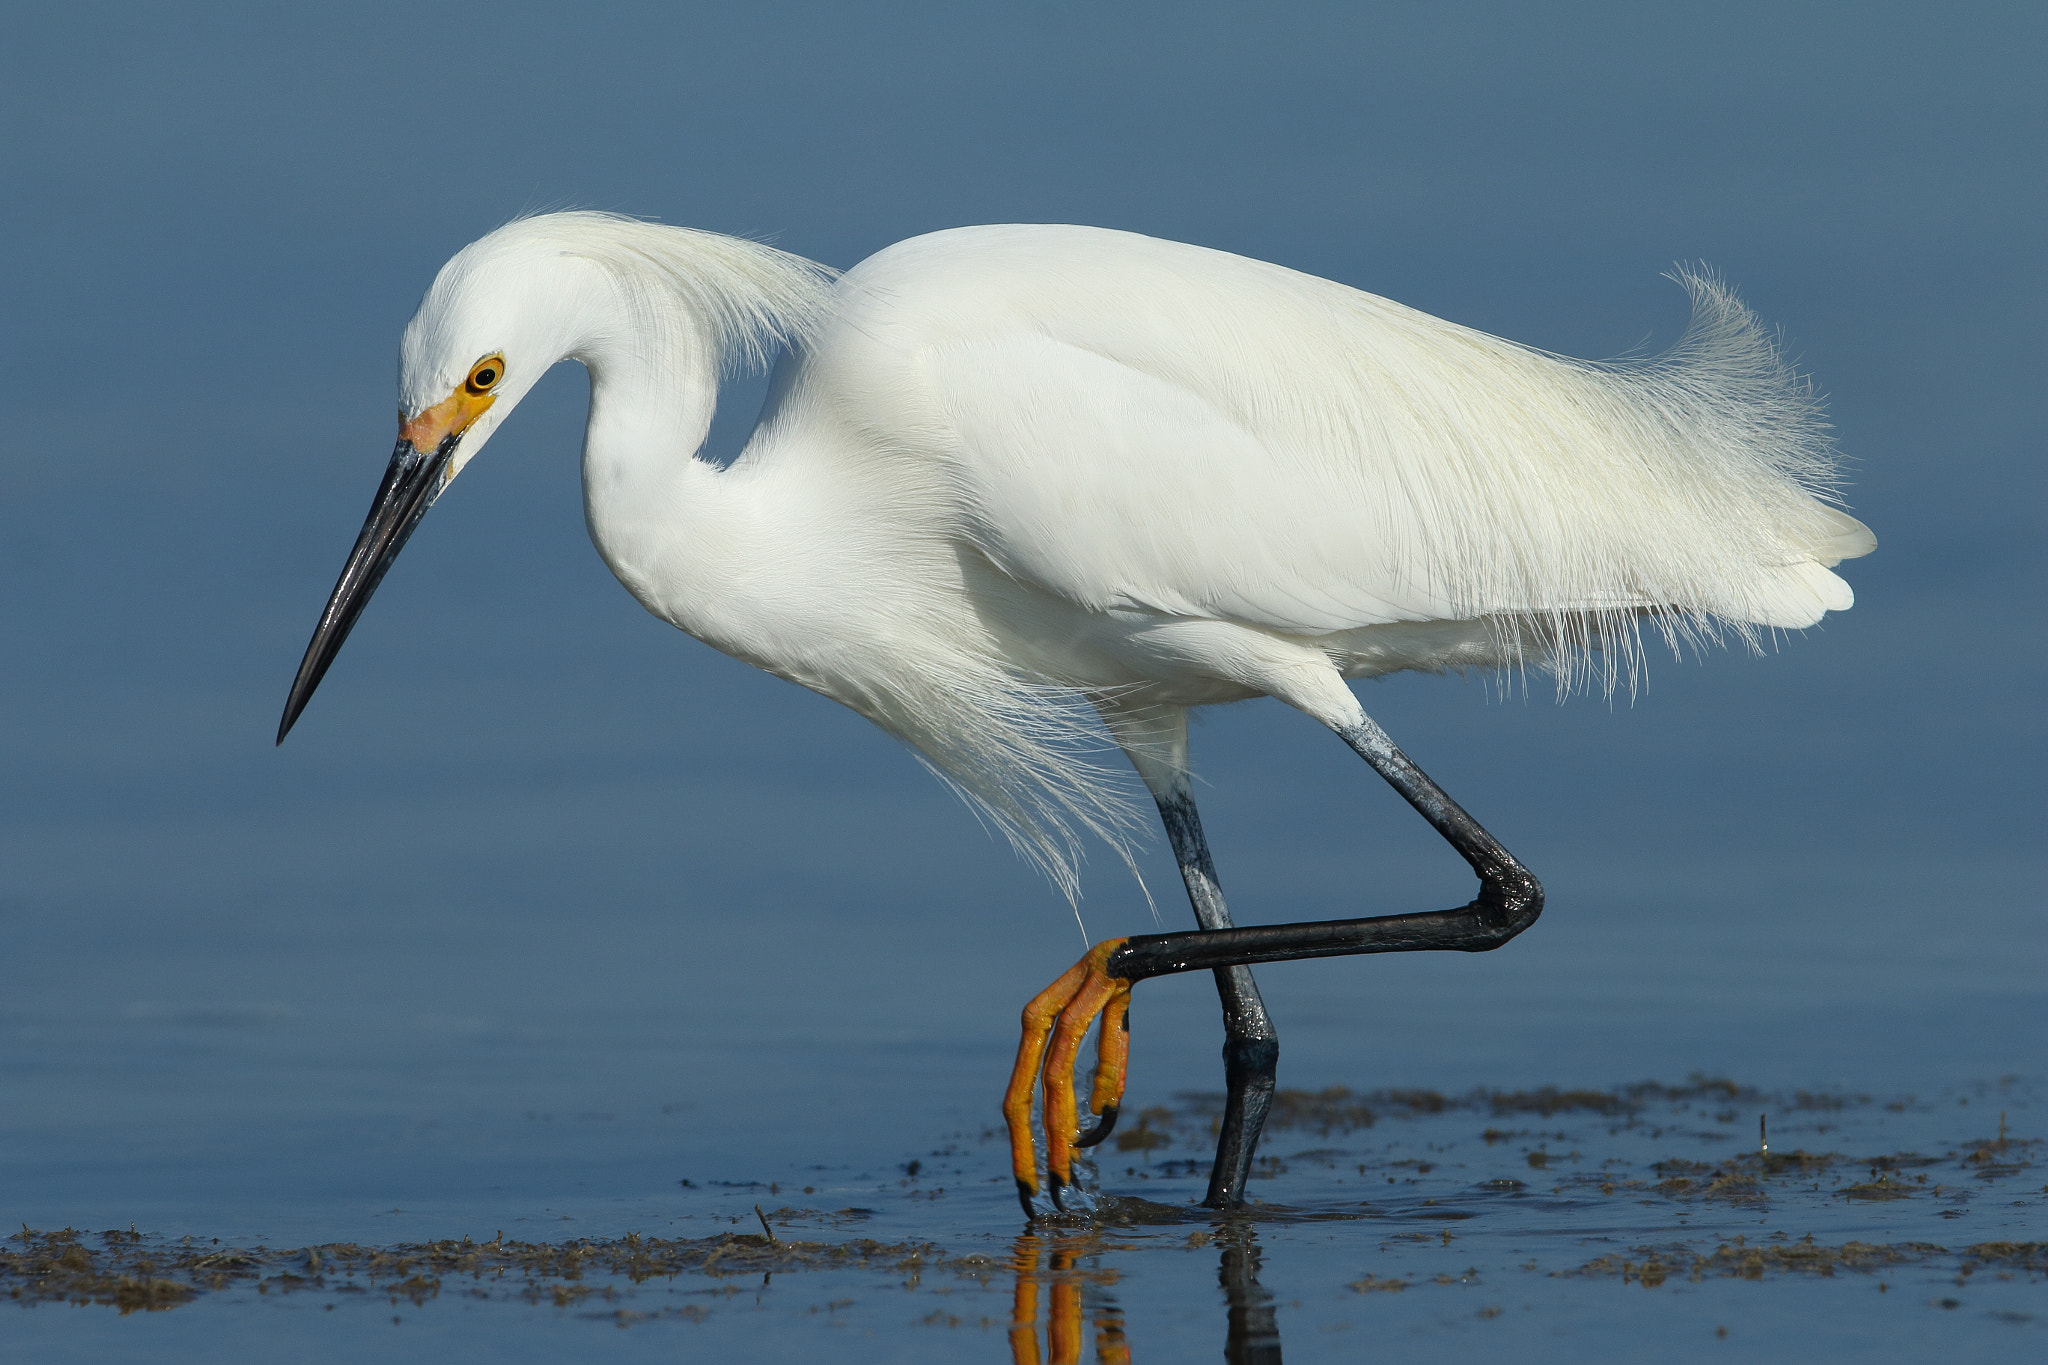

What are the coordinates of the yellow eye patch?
(401, 354, 504, 452)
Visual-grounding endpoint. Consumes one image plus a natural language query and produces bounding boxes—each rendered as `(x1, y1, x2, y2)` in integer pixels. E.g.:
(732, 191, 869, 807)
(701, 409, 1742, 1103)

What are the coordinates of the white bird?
(279, 212, 1873, 1218)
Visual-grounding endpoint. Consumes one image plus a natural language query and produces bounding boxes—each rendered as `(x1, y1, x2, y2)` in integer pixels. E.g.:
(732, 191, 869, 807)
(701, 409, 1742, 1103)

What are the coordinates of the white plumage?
(363, 212, 1872, 893)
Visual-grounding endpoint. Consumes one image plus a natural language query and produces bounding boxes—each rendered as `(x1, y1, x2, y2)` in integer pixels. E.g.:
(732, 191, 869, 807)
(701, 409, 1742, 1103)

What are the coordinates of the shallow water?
(4, 965, 2042, 1362)
(6, 1085, 2043, 1363)
(4, 662, 2042, 1361)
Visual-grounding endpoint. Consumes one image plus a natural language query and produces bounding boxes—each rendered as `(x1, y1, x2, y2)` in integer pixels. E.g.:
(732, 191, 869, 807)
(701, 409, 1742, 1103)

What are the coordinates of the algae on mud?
(5, 1076, 2041, 1364)
(3, 1224, 960, 1313)
(1562, 1236, 2047, 1288)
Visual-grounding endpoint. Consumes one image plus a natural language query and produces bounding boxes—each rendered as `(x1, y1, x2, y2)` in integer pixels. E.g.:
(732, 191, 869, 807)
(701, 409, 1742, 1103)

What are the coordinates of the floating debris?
(1347, 1274, 1410, 1293)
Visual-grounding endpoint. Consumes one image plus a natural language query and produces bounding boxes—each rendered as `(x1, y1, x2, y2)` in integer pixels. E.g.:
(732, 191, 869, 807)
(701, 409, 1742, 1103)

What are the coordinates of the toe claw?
(1074, 1102, 1119, 1148)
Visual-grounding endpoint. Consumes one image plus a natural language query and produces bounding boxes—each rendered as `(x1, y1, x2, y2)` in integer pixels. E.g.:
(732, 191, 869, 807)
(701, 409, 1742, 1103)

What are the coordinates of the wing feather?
(833, 225, 1867, 645)
(934, 333, 1458, 631)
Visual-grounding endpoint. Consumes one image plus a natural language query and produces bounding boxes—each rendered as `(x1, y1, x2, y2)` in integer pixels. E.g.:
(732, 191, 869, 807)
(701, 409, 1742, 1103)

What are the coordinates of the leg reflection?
(1008, 1241, 1041, 1363)
(1220, 1230, 1282, 1365)
(1004, 1228, 1283, 1364)
(1008, 1234, 1130, 1365)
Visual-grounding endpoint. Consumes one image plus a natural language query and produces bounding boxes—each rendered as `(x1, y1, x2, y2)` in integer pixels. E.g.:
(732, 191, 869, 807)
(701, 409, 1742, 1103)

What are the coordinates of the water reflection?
(1218, 1232, 1283, 1364)
(1006, 1233, 1129, 1365)
(1006, 1227, 1283, 1364)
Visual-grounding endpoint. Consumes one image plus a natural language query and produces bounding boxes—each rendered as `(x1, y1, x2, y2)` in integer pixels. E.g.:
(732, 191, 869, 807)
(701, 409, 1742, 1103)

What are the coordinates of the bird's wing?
(845, 224, 1865, 637)
(931, 330, 1486, 633)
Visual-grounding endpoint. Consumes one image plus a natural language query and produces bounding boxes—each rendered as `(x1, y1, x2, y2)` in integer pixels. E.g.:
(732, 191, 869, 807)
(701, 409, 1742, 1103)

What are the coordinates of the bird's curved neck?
(576, 324, 748, 623)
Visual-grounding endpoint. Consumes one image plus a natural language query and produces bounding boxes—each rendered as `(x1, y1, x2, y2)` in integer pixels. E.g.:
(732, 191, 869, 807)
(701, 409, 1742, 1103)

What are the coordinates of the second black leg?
(1037, 699, 1539, 1224)
(1108, 712, 1543, 986)
(1157, 792, 1278, 1209)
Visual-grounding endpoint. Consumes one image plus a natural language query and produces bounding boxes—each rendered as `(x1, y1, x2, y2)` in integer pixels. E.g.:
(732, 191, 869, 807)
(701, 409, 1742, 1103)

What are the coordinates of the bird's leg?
(1001, 789, 1278, 1215)
(1106, 713, 1543, 983)
(1005, 708, 1542, 1218)
(1156, 791, 1279, 1210)
(1005, 700, 1282, 1215)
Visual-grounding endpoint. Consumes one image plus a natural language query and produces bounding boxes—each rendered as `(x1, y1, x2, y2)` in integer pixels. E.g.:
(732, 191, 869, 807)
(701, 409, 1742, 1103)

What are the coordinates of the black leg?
(1107, 714, 1543, 996)
(1010, 703, 1537, 1222)
(1156, 792, 1278, 1209)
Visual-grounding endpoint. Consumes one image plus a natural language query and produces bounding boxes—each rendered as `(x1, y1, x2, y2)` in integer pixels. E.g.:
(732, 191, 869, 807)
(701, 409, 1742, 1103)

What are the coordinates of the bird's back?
(776, 224, 1870, 689)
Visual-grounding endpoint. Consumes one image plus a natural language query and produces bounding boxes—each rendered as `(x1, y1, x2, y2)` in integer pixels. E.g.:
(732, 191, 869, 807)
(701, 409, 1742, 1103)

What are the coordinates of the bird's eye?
(464, 356, 505, 394)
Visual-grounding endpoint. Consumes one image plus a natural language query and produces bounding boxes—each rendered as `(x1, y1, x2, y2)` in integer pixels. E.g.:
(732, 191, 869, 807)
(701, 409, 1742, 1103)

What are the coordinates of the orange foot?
(1003, 939, 1136, 1216)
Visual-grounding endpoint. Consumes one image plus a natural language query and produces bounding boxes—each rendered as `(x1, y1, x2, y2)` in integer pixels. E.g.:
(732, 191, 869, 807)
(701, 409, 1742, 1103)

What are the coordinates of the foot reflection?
(1008, 1233, 1130, 1364)
(1004, 1227, 1283, 1364)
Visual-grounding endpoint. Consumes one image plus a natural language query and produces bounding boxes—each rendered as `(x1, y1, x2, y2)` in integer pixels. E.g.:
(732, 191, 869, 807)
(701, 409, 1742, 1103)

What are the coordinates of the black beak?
(276, 435, 459, 744)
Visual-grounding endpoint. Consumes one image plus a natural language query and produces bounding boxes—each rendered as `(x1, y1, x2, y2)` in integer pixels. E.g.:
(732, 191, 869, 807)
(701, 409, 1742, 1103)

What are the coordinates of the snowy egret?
(278, 213, 1873, 1218)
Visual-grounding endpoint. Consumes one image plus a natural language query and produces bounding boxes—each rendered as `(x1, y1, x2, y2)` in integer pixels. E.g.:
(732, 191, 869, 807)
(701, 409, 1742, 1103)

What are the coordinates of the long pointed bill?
(275, 433, 460, 743)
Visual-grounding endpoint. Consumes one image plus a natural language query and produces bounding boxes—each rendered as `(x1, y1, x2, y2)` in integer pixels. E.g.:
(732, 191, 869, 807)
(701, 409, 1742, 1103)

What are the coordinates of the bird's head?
(276, 212, 832, 745)
(276, 225, 601, 744)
